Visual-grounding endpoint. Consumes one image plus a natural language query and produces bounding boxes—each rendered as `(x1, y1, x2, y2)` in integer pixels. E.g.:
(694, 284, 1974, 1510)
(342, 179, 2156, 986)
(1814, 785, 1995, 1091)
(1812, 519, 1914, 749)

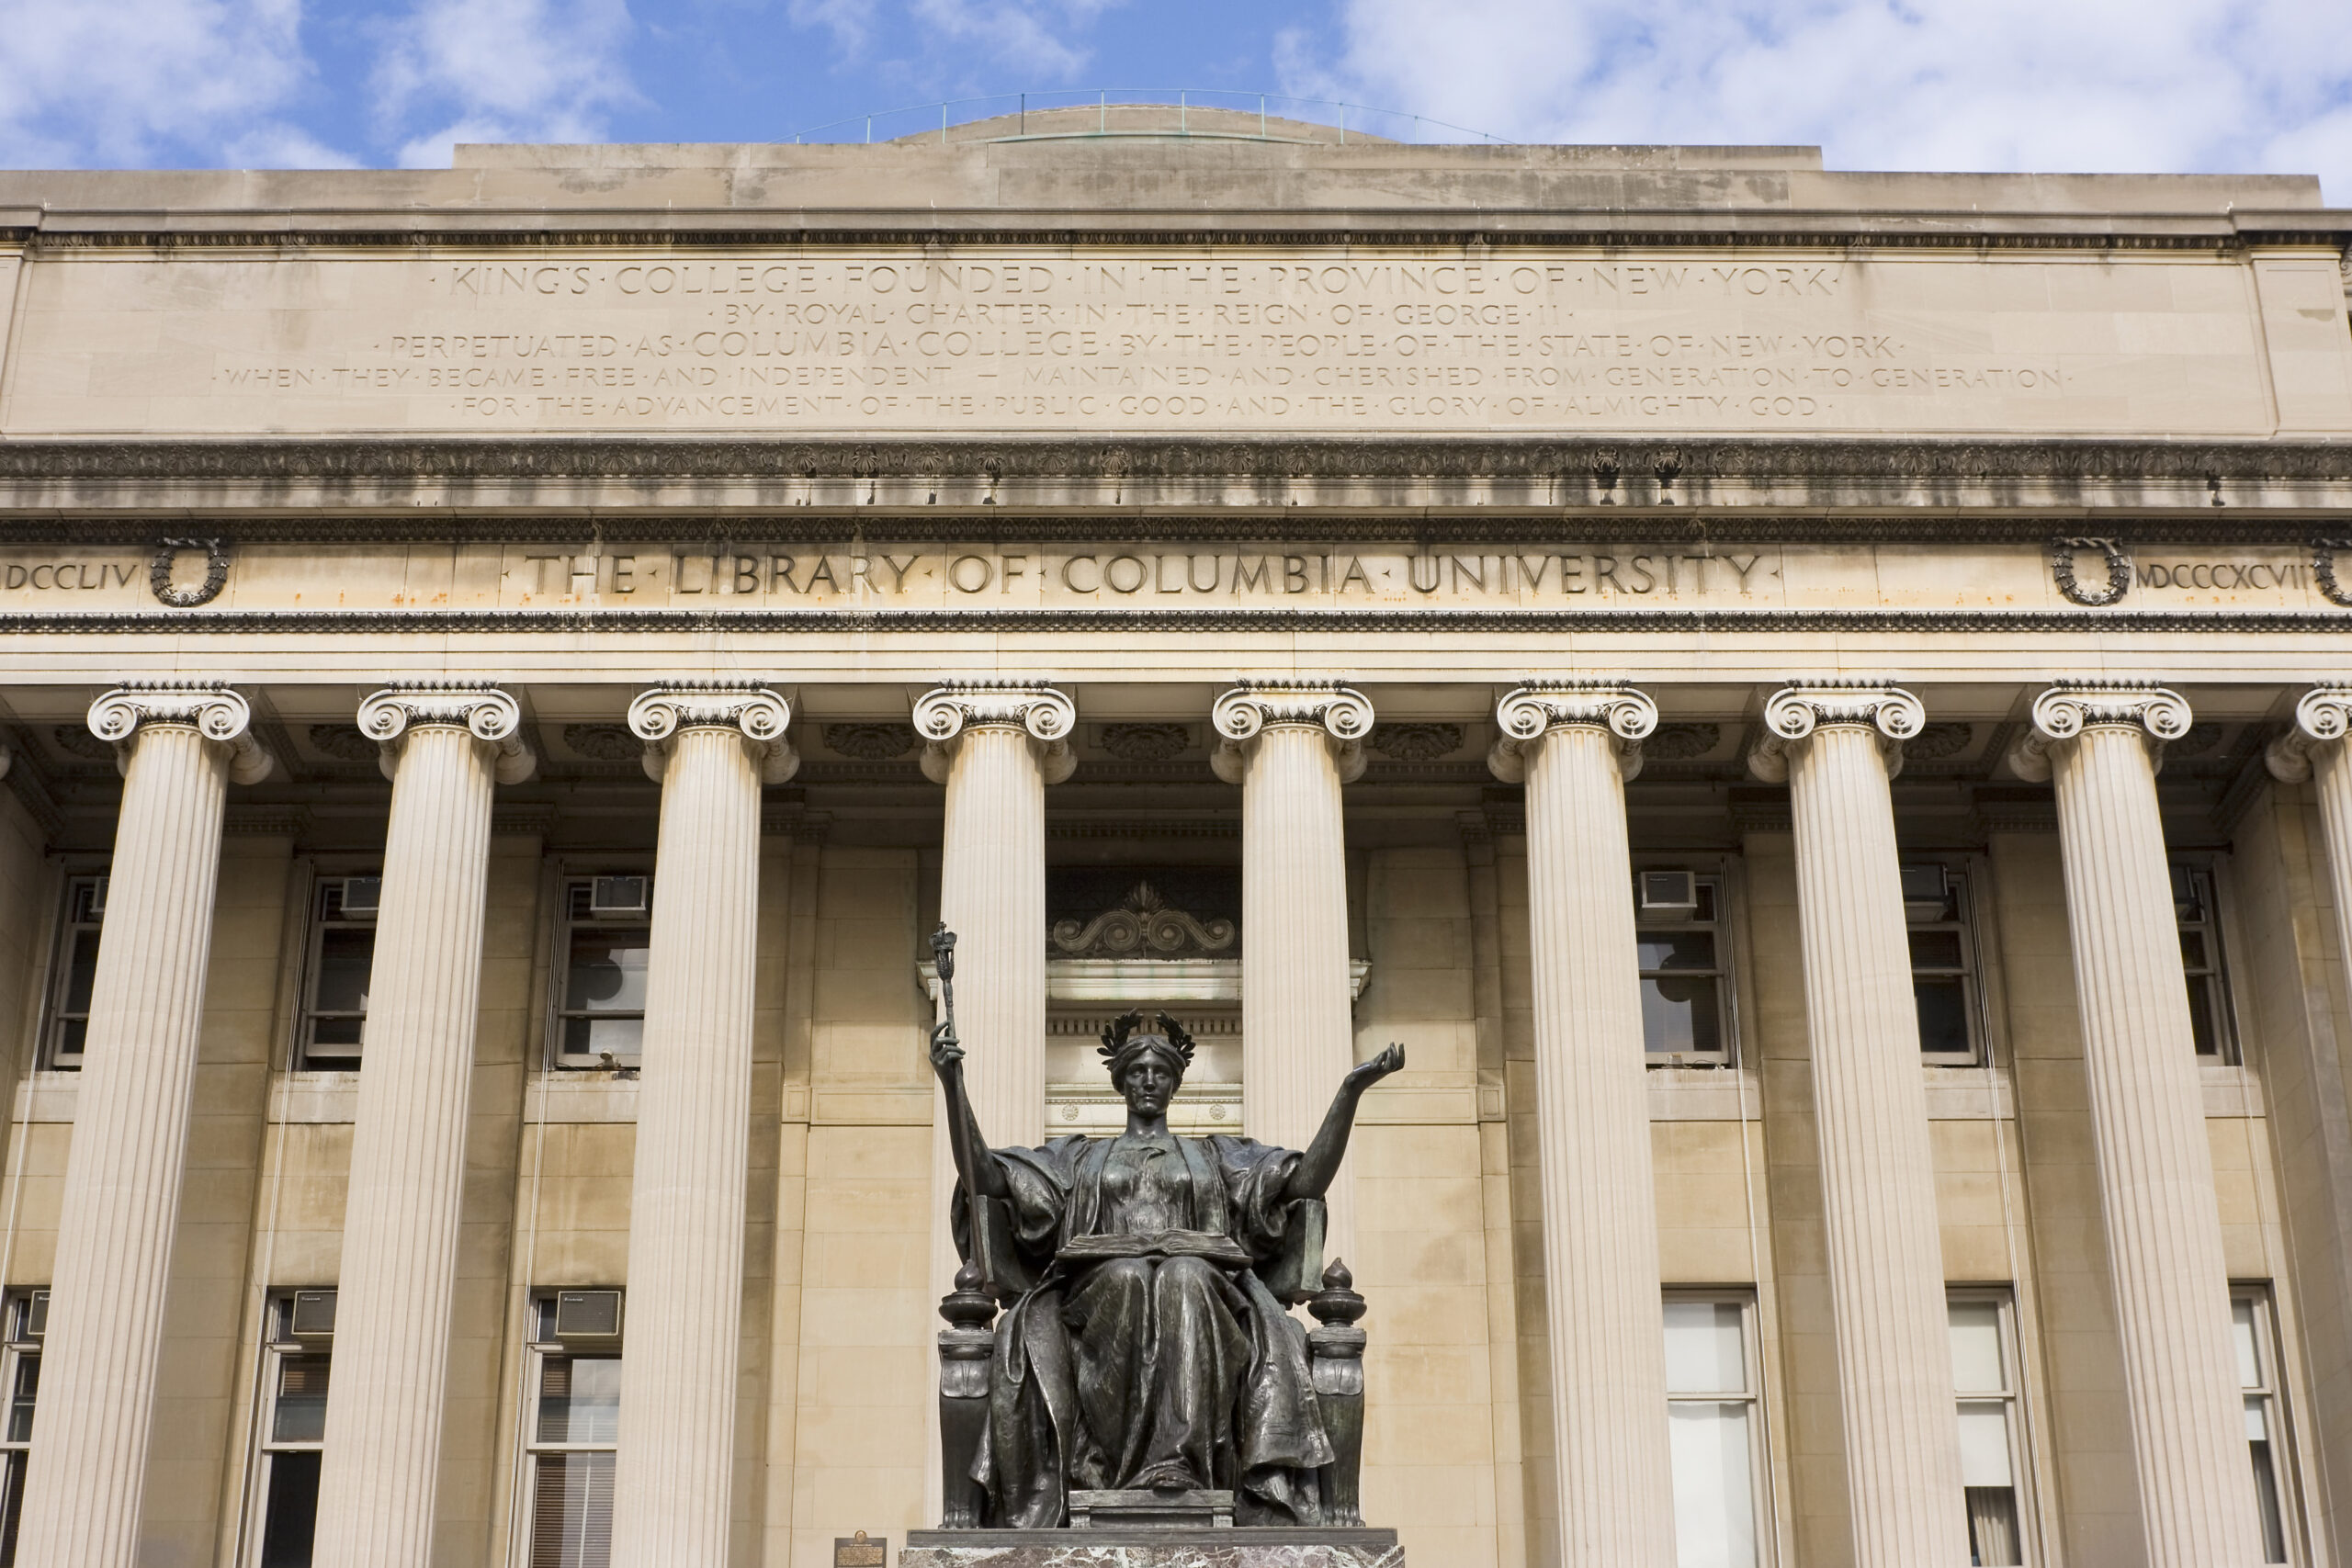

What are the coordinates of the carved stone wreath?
(1050, 880, 1237, 958)
(2314, 537, 2352, 608)
(1368, 723, 1464, 761)
(823, 722, 919, 761)
(1642, 722, 1722, 761)
(307, 724, 380, 763)
(51, 725, 116, 762)
(1098, 723, 1192, 762)
(2049, 536, 2132, 606)
(1904, 723, 1974, 761)
(562, 723, 640, 761)
(149, 537, 230, 607)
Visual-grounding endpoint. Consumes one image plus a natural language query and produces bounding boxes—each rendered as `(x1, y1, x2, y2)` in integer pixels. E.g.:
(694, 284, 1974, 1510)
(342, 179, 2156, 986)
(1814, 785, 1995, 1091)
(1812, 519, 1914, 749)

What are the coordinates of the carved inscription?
(5, 248, 2271, 438)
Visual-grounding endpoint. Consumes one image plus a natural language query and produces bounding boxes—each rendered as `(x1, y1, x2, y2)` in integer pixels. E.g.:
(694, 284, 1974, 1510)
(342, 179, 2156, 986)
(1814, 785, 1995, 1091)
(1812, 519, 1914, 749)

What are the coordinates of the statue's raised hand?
(930, 1021, 966, 1077)
(1345, 1043, 1406, 1094)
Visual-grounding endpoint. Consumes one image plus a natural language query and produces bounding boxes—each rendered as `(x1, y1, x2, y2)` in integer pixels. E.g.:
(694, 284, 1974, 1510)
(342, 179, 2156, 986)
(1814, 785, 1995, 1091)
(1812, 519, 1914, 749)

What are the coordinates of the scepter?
(931, 922, 989, 1287)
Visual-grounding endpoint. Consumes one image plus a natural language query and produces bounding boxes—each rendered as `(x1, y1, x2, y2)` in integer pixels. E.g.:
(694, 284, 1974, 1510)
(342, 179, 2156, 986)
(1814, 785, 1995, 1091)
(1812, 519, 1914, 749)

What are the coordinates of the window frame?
(37, 870, 108, 1071)
(2233, 1283, 2307, 1565)
(547, 872, 654, 1072)
(1903, 860, 1990, 1066)
(1634, 865, 1740, 1068)
(1947, 1286, 2040, 1566)
(0, 1291, 43, 1568)
(2171, 858, 2242, 1065)
(1661, 1287, 1771, 1567)
(293, 871, 381, 1070)
(240, 1290, 333, 1568)
(514, 1290, 624, 1568)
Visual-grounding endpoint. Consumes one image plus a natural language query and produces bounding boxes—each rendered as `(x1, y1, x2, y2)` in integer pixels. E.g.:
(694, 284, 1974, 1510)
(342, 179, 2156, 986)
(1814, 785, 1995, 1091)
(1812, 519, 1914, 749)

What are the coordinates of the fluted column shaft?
(2017, 685, 2262, 1567)
(314, 687, 532, 1568)
(19, 686, 272, 1568)
(1491, 687, 1675, 1568)
(1215, 683, 1371, 1264)
(1751, 686, 1967, 1567)
(611, 686, 795, 1568)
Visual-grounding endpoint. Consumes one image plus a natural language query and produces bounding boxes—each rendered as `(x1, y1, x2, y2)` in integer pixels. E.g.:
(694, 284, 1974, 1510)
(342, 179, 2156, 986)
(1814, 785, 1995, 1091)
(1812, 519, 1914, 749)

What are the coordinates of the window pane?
(2252, 1432, 2289, 1564)
(2186, 976, 2221, 1055)
(1965, 1486, 2023, 1566)
(538, 1357, 621, 1444)
(1668, 1402, 1758, 1568)
(566, 931, 650, 1013)
(1907, 931, 1964, 970)
(2233, 1299, 2264, 1389)
(0, 1451, 23, 1568)
(1947, 1302, 2005, 1394)
(1663, 1303, 1747, 1394)
(55, 1020, 85, 1060)
(2179, 931, 2211, 972)
(1641, 976, 1722, 1055)
(271, 1357, 331, 1444)
(531, 1451, 616, 1568)
(1957, 1402, 2015, 1486)
(1915, 980, 1972, 1055)
(5, 1357, 35, 1444)
(257, 1450, 321, 1568)
(562, 1017, 644, 1060)
(1637, 932, 1716, 973)
(308, 1018, 365, 1048)
(62, 931, 100, 1016)
(311, 930, 374, 1016)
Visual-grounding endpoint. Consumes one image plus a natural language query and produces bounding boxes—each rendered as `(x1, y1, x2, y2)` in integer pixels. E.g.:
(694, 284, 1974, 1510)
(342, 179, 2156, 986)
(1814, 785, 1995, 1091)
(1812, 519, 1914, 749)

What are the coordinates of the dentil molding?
(1747, 682, 1927, 784)
(86, 682, 276, 784)
(1209, 682, 1374, 785)
(626, 682, 797, 784)
(355, 682, 536, 784)
(1487, 683, 1660, 784)
(2007, 682, 2194, 782)
(910, 682, 1078, 785)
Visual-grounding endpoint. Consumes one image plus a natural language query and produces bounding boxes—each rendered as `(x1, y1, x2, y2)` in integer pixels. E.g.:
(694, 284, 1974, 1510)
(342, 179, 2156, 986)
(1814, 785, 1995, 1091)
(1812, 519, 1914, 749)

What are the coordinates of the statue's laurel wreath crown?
(1098, 1009, 1197, 1066)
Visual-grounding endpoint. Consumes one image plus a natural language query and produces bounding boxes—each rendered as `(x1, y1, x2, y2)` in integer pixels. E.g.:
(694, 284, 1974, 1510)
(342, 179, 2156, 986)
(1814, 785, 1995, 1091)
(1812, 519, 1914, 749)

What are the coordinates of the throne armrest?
(1257, 1197, 1327, 1304)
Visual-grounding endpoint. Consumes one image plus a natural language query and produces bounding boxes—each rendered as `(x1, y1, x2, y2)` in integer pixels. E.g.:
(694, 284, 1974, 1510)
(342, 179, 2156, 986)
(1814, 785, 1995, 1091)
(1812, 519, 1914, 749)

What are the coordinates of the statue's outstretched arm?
(1286, 1043, 1406, 1201)
(931, 1021, 1010, 1201)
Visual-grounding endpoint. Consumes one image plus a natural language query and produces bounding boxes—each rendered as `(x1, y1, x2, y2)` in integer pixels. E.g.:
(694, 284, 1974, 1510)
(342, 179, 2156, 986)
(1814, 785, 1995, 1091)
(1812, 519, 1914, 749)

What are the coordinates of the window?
(2173, 864, 2237, 1062)
(249, 1291, 333, 1568)
(40, 874, 106, 1069)
(1637, 873, 1734, 1066)
(297, 875, 379, 1068)
(1949, 1292, 2029, 1566)
(1904, 864, 1984, 1063)
(2234, 1287, 2298, 1564)
(1663, 1293, 1763, 1567)
(552, 877, 651, 1070)
(0, 1292, 44, 1568)
(522, 1292, 623, 1568)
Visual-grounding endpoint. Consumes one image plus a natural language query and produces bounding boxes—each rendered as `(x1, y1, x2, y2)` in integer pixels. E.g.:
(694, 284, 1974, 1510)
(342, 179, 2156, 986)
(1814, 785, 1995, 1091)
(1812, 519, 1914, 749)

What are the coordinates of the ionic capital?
(1747, 682, 1925, 784)
(1210, 682, 1374, 784)
(356, 682, 536, 785)
(2007, 682, 2191, 783)
(88, 682, 276, 784)
(2265, 686, 2352, 783)
(1487, 683, 1658, 784)
(911, 682, 1077, 785)
(627, 682, 797, 785)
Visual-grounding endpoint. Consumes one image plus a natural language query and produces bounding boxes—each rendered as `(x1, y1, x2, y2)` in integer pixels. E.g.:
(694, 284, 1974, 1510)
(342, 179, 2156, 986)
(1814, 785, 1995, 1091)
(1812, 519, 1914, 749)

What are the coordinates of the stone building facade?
(0, 118, 2347, 1566)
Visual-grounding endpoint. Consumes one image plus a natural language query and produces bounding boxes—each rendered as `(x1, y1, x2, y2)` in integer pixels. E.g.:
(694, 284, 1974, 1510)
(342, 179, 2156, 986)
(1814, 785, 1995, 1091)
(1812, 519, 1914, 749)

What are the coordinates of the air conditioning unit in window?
(590, 875, 650, 917)
(1637, 870, 1698, 913)
(339, 876, 382, 917)
(23, 1290, 47, 1341)
(554, 1289, 624, 1340)
(1900, 864, 1950, 923)
(289, 1289, 338, 1340)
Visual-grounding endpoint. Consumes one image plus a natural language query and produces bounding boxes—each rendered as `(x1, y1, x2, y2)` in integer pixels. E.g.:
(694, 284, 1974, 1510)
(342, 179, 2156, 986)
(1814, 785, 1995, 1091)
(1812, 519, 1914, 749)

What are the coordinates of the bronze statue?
(929, 932, 1403, 1529)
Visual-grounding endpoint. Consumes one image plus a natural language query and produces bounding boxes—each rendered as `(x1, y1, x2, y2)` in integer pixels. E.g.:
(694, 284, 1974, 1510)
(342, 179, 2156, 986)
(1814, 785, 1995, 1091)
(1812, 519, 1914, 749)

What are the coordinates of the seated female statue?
(932, 1006, 1403, 1529)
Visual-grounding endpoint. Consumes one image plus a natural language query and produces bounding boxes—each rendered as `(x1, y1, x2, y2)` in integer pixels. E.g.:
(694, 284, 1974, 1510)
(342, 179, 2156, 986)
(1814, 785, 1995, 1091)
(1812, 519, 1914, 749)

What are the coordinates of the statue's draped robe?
(961, 1131, 1335, 1527)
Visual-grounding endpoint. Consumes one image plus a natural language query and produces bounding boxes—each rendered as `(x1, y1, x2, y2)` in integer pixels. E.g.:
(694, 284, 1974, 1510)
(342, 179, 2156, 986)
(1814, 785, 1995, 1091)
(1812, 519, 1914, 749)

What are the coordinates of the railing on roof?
(787, 90, 1509, 148)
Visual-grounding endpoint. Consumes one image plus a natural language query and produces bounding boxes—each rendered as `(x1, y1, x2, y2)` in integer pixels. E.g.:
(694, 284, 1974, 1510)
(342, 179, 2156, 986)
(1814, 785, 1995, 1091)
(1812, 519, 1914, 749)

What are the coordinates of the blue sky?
(2, 0, 2349, 197)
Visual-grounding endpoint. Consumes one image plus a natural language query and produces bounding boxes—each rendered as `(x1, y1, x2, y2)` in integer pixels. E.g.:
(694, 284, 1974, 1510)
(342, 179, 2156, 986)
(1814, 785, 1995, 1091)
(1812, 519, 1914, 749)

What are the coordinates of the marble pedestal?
(900, 1529, 1403, 1567)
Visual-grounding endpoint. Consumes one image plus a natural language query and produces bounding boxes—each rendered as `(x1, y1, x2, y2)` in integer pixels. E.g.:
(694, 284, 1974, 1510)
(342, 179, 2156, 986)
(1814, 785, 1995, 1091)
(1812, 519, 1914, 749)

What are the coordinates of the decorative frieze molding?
(86, 682, 275, 784)
(626, 682, 797, 784)
(1209, 682, 1374, 784)
(911, 682, 1077, 785)
(2007, 682, 2193, 782)
(1487, 683, 1659, 784)
(356, 682, 535, 784)
(2266, 686, 2352, 783)
(1746, 682, 1926, 784)
(1050, 881, 1237, 959)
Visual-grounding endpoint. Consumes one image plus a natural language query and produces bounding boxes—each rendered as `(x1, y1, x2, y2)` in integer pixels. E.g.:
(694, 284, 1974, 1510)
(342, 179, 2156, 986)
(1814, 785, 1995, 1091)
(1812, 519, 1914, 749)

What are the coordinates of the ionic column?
(610, 683, 797, 1568)
(1488, 685, 1675, 1568)
(17, 685, 273, 1568)
(915, 682, 1074, 1284)
(2266, 687, 2352, 968)
(2010, 683, 2264, 1566)
(1213, 681, 1371, 1260)
(313, 684, 535, 1568)
(1747, 683, 1968, 1566)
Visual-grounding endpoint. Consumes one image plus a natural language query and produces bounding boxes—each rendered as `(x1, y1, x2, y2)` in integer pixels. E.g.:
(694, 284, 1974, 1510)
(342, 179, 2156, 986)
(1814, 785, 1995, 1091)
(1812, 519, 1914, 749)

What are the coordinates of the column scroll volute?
(356, 682, 536, 784)
(628, 682, 797, 784)
(2266, 685, 2352, 784)
(2007, 682, 2191, 783)
(911, 682, 1078, 784)
(1747, 680, 1926, 784)
(1209, 681, 1374, 784)
(87, 681, 277, 784)
(1486, 682, 1658, 784)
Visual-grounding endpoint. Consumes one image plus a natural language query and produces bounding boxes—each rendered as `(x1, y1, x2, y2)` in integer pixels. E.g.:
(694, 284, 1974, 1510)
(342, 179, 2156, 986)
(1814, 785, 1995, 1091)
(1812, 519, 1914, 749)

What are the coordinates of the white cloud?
(1283, 0, 2352, 197)
(0, 0, 334, 167)
(374, 0, 639, 166)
